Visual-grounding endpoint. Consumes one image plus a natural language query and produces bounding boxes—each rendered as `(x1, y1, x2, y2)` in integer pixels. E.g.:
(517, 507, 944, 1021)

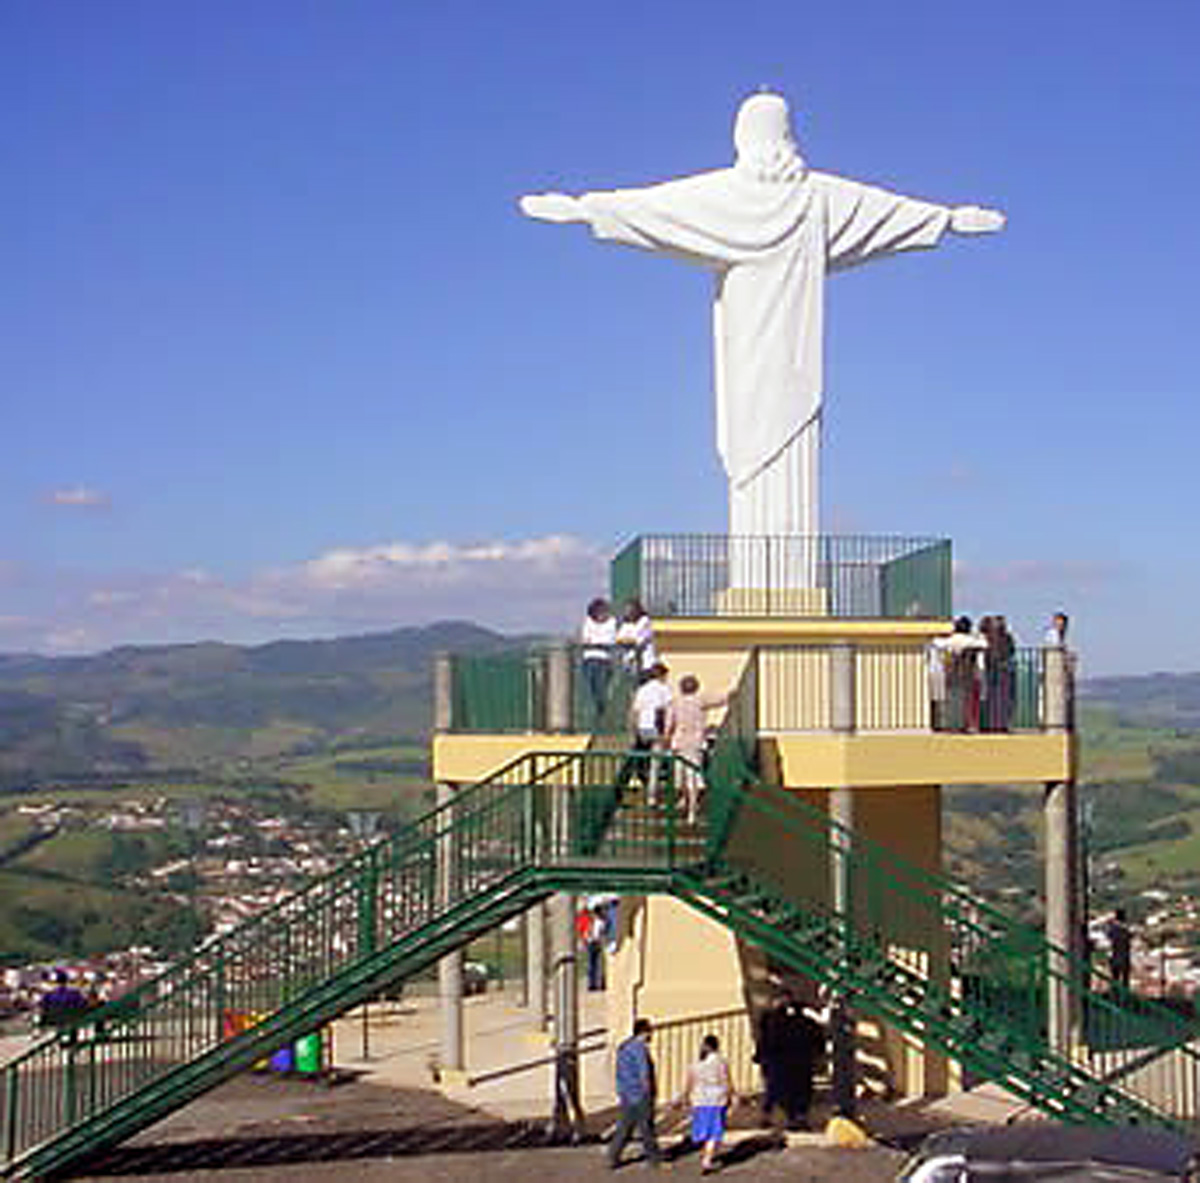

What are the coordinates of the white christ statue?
(520, 91, 1004, 541)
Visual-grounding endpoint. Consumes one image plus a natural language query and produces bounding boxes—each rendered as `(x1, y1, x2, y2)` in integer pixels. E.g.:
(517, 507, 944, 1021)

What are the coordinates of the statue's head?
(733, 91, 804, 183)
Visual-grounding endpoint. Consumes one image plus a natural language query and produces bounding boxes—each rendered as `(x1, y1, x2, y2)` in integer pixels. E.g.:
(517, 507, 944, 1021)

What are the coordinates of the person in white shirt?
(1043, 611, 1069, 647)
(617, 662, 672, 804)
(675, 1033, 739, 1173)
(930, 616, 987, 732)
(616, 598, 657, 678)
(579, 597, 618, 724)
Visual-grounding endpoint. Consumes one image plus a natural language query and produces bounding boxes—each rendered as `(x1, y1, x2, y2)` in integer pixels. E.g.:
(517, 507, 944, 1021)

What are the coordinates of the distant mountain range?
(0, 622, 1197, 791)
(1080, 673, 1200, 729)
(0, 621, 533, 788)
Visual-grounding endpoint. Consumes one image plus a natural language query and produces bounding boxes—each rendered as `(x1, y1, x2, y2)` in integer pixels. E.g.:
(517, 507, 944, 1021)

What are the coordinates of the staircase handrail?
(10, 748, 589, 1061)
(703, 666, 1200, 1068)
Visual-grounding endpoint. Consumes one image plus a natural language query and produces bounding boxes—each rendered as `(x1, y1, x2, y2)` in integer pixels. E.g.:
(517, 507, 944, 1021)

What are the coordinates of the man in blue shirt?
(609, 1017, 665, 1169)
(39, 970, 90, 1028)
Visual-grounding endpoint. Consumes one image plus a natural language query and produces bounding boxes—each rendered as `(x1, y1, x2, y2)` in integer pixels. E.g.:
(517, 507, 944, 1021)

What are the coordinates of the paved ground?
(13, 988, 1020, 1181)
(76, 1071, 911, 1182)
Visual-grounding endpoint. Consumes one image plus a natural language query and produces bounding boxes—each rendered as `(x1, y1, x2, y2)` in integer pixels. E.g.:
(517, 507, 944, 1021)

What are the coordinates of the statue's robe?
(578, 168, 952, 540)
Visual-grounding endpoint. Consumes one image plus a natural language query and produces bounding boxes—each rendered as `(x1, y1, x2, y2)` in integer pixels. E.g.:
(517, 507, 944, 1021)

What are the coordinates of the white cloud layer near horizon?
(0, 535, 1159, 674)
(0, 535, 610, 656)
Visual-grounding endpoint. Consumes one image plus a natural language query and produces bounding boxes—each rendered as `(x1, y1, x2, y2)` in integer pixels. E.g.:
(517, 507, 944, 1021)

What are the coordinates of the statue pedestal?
(716, 586, 829, 617)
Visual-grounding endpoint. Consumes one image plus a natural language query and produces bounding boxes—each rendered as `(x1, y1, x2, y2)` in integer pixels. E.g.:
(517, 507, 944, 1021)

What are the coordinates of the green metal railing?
(6, 737, 1198, 1176)
(0, 751, 693, 1180)
(447, 645, 636, 735)
(610, 535, 951, 619)
(755, 644, 1052, 732)
(698, 669, 1200, 1128)
(449, 650, 543, 731)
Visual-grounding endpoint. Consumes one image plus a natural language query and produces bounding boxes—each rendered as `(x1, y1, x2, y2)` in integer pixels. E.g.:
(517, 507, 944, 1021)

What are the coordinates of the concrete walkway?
(329, 986, 617, 1123)
(326, 986, 1029, 1142)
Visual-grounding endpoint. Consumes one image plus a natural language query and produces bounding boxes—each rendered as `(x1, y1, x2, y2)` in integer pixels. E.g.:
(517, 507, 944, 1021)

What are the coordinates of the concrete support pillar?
(1043, 646, 1071, 733)
(546, 643, 573, 734)
(436, 780, 465, 1077)
(432, 667, 465, 1079)
(1045, 778, 1081, 1054)
(830, 644, 856, 734)
(549, 892, 583, 1135)
(1043, 644, 1081, 1053)
(434, 651, 453, 734)
(829, 786, 857, 1117)
(525, 899, 548, 1029)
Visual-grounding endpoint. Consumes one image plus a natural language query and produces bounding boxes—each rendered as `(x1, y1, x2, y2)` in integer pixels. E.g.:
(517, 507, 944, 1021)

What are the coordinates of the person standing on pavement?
(755, 989, 826, 1131)
(676, 1033, 738, 1174)
(610, 1017, 665, 1170)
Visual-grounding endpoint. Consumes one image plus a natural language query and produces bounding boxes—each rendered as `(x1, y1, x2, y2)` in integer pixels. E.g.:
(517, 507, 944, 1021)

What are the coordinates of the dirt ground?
(72, 1072, 914, 1183)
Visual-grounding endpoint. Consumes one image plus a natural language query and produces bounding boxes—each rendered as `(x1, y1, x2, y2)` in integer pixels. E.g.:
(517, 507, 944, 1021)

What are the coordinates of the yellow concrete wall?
(758, 645, 934, 731)
(768, 733, 1071, 788)
(431, 733, 591, 784)
(607, 896, 749, 1028)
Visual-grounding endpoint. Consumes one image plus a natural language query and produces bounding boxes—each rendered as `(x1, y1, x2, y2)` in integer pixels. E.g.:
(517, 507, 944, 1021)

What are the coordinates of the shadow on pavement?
(82, 1120, 601, 1177)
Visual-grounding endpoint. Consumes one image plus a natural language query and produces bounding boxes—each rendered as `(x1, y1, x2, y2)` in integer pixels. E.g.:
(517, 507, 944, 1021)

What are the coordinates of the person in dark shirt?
(756, 989, 826, 1131)
(609, 1017, 663, 1169)
(1106, 909, 1133, 992)
(39, 970, 90, 1027)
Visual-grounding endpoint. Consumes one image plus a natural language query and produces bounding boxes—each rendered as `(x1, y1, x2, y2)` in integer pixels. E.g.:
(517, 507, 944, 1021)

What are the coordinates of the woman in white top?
(616, 598, 657, 678)
(580, 597, 618, 724)
(676, 1033, 737, 1173)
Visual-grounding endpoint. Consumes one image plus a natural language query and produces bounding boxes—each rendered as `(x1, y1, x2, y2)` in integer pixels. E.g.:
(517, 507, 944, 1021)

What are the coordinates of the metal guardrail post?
(358, 848, 380, 959)
(4, 1063, 18, 1167)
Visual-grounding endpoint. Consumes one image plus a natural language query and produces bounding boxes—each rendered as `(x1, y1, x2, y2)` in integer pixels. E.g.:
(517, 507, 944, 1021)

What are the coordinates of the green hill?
(0, 621, 530, 789)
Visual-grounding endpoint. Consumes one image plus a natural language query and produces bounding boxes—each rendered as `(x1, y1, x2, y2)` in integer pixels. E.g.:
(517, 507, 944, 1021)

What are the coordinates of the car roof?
(912, 1126, 1196, 1176)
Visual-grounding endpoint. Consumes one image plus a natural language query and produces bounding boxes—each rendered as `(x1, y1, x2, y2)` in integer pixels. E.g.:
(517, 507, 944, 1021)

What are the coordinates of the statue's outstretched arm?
(519, 192, 588, 224)
(950, 205, 1006, 234)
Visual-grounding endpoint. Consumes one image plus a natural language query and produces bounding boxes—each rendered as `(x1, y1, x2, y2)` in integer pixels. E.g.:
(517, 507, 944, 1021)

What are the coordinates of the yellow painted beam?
(656, 617, 951, 648)
(766, 732, 1072, 787)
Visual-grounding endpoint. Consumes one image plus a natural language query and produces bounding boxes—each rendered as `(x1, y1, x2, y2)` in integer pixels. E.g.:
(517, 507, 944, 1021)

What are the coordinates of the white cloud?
(44, 485, 111, 509)
(955, 557, 1125, 592)
(1, 535, 610, 655)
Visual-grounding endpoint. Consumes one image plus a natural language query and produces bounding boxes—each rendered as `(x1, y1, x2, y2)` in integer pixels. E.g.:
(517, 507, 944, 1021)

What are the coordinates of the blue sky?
(4, 0, 1197, 675)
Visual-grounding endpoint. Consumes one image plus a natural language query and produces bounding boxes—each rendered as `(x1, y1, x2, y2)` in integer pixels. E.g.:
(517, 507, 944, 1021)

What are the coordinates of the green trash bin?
(293, 1030, 323, 1076)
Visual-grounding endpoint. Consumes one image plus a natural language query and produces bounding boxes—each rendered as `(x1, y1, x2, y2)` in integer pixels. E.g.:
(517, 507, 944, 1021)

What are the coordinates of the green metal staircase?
(3, 745, 1198, 1177)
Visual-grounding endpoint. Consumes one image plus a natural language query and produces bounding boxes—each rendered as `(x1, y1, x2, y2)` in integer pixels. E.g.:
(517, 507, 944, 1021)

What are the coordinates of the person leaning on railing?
(38, 969, 91, 1029)
(580, 596, 618, 724)
(616, 597, 658, 681)
(929, 616, 987, 732)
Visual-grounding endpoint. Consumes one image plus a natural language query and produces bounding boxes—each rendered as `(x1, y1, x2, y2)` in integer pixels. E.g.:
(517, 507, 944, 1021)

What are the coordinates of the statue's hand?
(519, 192, 584, 224)
(950, 205, 1006, 234)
